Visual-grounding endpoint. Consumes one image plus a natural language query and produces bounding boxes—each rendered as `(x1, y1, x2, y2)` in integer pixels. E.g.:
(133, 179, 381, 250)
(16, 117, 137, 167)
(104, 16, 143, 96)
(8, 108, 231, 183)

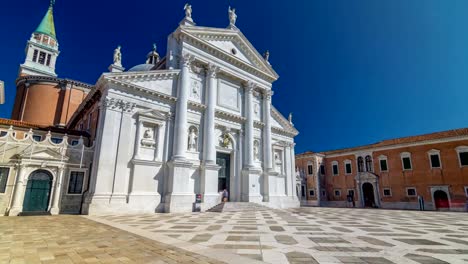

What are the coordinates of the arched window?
(365, 155, 373, 172)
(357, 156, 364, 172)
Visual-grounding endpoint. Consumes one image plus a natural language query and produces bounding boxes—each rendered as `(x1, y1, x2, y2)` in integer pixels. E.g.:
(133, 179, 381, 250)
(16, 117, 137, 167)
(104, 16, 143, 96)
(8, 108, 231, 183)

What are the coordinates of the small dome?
(128, 64, 155, 72)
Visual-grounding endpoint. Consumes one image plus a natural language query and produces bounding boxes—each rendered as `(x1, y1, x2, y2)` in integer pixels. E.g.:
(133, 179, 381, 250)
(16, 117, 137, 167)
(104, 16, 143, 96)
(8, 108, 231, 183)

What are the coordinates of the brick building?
(296, 128, 468, 211)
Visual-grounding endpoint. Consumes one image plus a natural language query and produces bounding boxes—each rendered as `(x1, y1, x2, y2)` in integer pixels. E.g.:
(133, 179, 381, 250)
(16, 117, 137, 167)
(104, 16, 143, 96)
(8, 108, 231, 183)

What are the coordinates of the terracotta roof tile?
(301, 128, 468, 156)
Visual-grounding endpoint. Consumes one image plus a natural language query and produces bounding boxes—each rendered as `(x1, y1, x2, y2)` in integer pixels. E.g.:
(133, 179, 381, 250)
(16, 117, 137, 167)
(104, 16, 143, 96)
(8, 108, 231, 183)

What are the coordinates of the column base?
(241, 167, 262, 202)
(201, 162, 221, 210)
(163, 193, 196, 213)
(8, 206, 22, 216)
(50, 207, 60, 215)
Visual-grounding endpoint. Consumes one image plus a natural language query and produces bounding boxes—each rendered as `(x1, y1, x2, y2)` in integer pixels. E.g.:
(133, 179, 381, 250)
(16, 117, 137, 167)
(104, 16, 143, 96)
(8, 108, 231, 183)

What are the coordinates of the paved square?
(89, 207, 468, 264)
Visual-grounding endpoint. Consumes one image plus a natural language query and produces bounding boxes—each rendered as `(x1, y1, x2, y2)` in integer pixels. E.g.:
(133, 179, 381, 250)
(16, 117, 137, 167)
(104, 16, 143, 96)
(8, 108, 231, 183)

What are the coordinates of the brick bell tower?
(12, 0, 92, 127)
(19, 0, 59, 77)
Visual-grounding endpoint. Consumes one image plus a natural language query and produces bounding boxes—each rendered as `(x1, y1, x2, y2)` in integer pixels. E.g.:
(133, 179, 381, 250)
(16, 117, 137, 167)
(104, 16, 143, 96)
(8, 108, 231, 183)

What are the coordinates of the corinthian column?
(203, 64, 219, 164)
(244, 82, 255, 168)
(263, 90, 273, 172)
(172, 53, 194, 160)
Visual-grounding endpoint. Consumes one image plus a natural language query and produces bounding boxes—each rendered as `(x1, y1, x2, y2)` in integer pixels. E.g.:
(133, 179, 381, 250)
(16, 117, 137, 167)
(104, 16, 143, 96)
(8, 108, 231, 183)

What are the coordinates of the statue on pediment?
(113, 45, 122, 67)
(228, 6, 237, 26)
(184, 4, 193, 21)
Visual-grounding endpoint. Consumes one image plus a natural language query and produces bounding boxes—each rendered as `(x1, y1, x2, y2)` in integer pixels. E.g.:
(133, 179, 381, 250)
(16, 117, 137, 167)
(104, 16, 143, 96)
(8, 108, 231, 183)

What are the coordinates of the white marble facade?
(84, 8, 299, 214)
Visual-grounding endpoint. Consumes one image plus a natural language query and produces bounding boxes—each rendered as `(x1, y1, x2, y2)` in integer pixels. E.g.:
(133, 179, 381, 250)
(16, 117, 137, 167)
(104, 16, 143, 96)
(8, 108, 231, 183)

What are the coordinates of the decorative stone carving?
(188, 126, 198, 151)
(181, 53, 195, 67)
(228, 6, 237, 27)
(113, 46, 122, 67)
(102, 98, 136, 113)
(254, 103, 260, 117)
(288, 112, 293, 125)
(275, 151, 283, 174)
(219, 133, 232, 149)
(263, 50, 270, 62)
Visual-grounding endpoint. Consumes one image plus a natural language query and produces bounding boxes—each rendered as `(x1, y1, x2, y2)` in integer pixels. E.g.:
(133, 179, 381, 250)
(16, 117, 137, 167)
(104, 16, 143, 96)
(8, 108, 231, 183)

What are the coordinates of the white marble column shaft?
(172, 54, 194, 160)
(9, 164, 26, 215)
(50, 167, 65, 214)
(203, 64, 219, 164)
(244, 82, 255, 167)
(263, 90, 273, 171)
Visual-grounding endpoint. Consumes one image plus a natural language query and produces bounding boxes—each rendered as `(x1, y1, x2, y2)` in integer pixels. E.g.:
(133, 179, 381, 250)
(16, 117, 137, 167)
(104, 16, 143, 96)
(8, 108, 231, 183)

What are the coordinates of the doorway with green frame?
(22, 170, 53, 212)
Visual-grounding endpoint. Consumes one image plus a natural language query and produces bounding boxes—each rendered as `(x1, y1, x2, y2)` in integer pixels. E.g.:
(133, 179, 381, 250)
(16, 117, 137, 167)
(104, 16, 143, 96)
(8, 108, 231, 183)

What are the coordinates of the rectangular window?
(46, 54, 51, 66)
(320, 165, 325, 175)
(332, 164, 338, 175)
(309, 189, 315, 197)
(383, 188, 392, 197)
(307, 165, 313, 175)
(32, 50, 39, 62)
(334, 189, 341, 197)
(68, 171, 85, 194)
(402, 157, 412, 170)
(38, 51, 46, 65)
(51, 137, 63, 144)
(460, 152, 468, 166)
(406, 188, 416, 197)
(32, 135, 42, 142)
(71, 140, 79, 146)
(348, 189, 354, 198)
(345, 163, 352, 174)
(430, 154, 441, 168)
(380, 159, 388, 171)
(0, 167, 10, 193)
(0, 131, 7, 137)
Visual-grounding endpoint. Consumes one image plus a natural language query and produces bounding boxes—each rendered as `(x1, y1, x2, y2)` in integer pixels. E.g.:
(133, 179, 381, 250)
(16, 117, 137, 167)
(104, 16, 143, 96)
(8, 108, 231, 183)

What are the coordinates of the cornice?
(215, 109, 246, 123)
(16, 75, 94, 90)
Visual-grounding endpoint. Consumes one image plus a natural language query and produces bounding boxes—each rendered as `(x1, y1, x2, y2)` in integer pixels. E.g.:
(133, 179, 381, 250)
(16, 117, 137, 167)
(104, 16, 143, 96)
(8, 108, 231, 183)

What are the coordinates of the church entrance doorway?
(362, 182, 375, 208)
(22, 170, 53, 212)
(434, 190, 450, 210)
(216, 152, 231, 199)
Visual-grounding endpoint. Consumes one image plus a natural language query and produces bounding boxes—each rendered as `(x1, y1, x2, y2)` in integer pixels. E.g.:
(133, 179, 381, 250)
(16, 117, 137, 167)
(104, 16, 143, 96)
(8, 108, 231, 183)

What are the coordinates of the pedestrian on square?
(222, 189, 229, 202)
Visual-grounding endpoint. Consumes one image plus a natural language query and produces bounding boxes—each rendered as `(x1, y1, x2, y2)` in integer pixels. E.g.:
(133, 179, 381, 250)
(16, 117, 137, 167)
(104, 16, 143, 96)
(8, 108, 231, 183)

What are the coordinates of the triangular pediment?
(180, 26, 278, 80)
(18, 147, 68, 161)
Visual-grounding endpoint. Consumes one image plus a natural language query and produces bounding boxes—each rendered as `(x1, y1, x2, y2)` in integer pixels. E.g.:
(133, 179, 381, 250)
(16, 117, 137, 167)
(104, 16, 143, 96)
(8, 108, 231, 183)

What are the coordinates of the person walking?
(222, 189, 229, 202)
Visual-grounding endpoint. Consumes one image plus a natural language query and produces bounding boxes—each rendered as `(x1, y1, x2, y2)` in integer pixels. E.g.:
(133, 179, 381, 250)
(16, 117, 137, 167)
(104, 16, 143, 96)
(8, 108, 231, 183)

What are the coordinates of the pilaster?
(9, 164, 26, 216)
(50, 166, 65, 215)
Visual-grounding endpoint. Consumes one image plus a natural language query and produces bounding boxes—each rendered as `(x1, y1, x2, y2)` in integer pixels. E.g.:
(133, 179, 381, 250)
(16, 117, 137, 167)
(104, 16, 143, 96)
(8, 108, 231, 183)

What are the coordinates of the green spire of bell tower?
(35, 0, 56, 40)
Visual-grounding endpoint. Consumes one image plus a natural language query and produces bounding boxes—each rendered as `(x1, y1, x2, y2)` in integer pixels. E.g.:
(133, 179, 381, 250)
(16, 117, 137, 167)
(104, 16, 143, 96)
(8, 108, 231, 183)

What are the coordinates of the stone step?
(207, 202, 270, 213)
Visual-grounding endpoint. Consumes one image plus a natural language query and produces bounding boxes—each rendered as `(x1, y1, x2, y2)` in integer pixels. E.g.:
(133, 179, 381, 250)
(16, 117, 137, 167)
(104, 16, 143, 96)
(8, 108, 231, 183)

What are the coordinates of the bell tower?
(19, 0, 59, 77)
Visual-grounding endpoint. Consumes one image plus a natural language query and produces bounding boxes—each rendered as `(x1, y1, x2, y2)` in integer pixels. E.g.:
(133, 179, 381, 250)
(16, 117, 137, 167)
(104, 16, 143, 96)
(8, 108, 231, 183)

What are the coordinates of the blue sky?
(0, 0, 467, 153)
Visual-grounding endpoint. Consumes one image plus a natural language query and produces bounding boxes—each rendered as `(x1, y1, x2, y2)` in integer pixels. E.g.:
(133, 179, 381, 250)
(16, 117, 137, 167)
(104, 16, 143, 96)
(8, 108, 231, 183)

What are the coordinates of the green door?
(23, 170, 52, 212)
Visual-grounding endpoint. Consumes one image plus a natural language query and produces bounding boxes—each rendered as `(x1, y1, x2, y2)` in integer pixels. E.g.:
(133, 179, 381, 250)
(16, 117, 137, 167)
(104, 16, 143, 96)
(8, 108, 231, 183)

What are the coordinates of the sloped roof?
(35, 6, 56, 40)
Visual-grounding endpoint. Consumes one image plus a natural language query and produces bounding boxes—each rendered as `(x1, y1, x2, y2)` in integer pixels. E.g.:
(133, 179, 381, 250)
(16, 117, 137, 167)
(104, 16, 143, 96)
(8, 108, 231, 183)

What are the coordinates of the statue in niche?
(228, 6, 237, 26)
(254, 103, 260, 117)
(275, 152, 282, 173)
(188, 128, 198, 151)
(113, 45, 122, 67)
(143, 128, 153, 139)
(191, 81, 200, 99)
(253, 141, 260, 161)
(184, 3, 192, 20)
(141, 127, 156, 148)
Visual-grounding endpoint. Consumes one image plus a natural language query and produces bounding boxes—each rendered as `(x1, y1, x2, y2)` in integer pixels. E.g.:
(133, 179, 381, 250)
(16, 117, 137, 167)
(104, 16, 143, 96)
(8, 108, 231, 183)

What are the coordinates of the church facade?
(1, 2, 299, 216)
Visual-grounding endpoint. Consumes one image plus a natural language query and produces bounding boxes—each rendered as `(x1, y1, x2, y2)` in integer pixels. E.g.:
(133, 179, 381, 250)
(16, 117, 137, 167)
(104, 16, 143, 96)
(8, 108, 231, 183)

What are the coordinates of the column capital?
(206, 63, 220, 78)
(263, 90, 274, 101)
(244, 81, 256, 93)
(181, 53, 195, 67)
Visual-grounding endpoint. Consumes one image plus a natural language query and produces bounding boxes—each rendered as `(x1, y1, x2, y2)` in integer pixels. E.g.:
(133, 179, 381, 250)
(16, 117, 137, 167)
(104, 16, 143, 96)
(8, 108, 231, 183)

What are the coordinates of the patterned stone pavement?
(0, 215, 226, 264)
(88, 207, 468, 264)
